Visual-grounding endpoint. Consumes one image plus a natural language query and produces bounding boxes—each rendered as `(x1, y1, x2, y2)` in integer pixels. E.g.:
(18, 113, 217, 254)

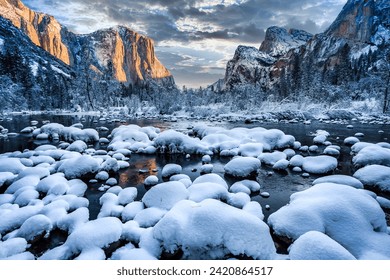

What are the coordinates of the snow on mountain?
(259, 26, 313, 57)
(220, 0, 390, 100)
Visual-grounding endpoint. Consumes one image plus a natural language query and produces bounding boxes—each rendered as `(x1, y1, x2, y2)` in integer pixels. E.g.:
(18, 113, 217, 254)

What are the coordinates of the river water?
(1, 113, 390, 222)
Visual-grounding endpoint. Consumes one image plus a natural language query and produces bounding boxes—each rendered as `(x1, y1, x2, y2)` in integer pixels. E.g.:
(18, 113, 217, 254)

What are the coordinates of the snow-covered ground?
(0, 116, 390, 260)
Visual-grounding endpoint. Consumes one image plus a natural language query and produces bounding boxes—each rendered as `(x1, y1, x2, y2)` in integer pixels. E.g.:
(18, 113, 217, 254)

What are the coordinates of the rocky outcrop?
(0, 0, 175, 87)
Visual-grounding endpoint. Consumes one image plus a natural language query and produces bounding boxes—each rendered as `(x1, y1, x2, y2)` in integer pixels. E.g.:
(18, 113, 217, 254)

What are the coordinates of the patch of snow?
(50, 65, 71, 78)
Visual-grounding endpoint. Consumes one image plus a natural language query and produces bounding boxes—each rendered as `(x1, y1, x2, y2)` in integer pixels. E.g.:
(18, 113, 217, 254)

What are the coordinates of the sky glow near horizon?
(23, 0, 347, 88)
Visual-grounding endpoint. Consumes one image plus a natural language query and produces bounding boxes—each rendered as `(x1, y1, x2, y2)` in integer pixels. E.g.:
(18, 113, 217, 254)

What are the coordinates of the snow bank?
(224, 157, 261, 178)
(153, 199, 276, 259)
(268, 183, 390, 259)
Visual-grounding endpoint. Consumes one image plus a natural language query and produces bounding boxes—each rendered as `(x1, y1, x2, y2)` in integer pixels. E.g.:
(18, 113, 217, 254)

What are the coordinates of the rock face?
(81, 26, 174, 87)
(0, 0, 70, 64)
(220, 0, 390, 101)
(0, 0, 174, 87)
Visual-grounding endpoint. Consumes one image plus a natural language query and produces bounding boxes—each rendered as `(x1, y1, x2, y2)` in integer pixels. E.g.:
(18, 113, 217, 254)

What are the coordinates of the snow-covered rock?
(268, 183, 390, 259)
(302, 156, 337, 174)
(352, 145, 390, 168)
(192, 174, 228, 189)
(142, 181, 189, 210)
(258, 151, 287, 165)
(224, 157, 261, 178)
(153, 199, 276, 259)
(353, 165, 390, 193)
(161, 164, 182, 178)
(58, 155, 100, 179)
(313, 175, 363, 189)
(144, 175, 158, 187)
(344, 137, 360, 146)
(188, 182, 229, 203)
(288, 231, 356, 260)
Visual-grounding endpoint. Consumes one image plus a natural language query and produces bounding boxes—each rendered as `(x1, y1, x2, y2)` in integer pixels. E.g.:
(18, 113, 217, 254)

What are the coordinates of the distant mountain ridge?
(218, 0, 390, 110)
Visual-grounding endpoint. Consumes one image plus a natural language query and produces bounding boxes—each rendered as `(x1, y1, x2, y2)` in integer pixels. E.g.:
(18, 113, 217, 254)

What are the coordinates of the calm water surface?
(1, 114, 390, 222)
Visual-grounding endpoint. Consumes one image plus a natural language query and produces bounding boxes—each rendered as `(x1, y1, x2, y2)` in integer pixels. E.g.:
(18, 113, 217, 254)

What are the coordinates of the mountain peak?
(259, 26, 312, 57)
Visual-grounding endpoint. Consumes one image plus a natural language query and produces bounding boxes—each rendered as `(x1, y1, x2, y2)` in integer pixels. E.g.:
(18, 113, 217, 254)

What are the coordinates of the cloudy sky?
(24, 0, 347, 88)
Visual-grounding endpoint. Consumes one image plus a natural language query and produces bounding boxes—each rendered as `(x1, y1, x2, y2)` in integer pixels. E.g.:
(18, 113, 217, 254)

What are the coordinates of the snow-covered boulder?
(239, 143, 263, 157)
(66, 140, 88, 153)
(188, 182, 229, 203)
(144, 175, 158, 187)
(353, 165, 390, 193)
(313, 175, 363, 189)
(161, 164, 182, 178)
(134, 207, 167, 228)
(154, 130, 210, 154)
(258, 151, 286, 166)
(302, 156, 337, 174)
(352, 145, 390, 168)
(224, 157, 261, 178)
(0, 238, 29, 259)
(229, 180, 261, 194)
(288, 231, 356, 260)
(153, 199, 276, 259)
(344, 137, 360, 146)
(192, 174, 228, 189)
(142, 181, 189, 210)
(65, 217, 123, 256)
(268, 183, 390, 259)
(0, 158, 26, 174)
(58, 155, 100, 179)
